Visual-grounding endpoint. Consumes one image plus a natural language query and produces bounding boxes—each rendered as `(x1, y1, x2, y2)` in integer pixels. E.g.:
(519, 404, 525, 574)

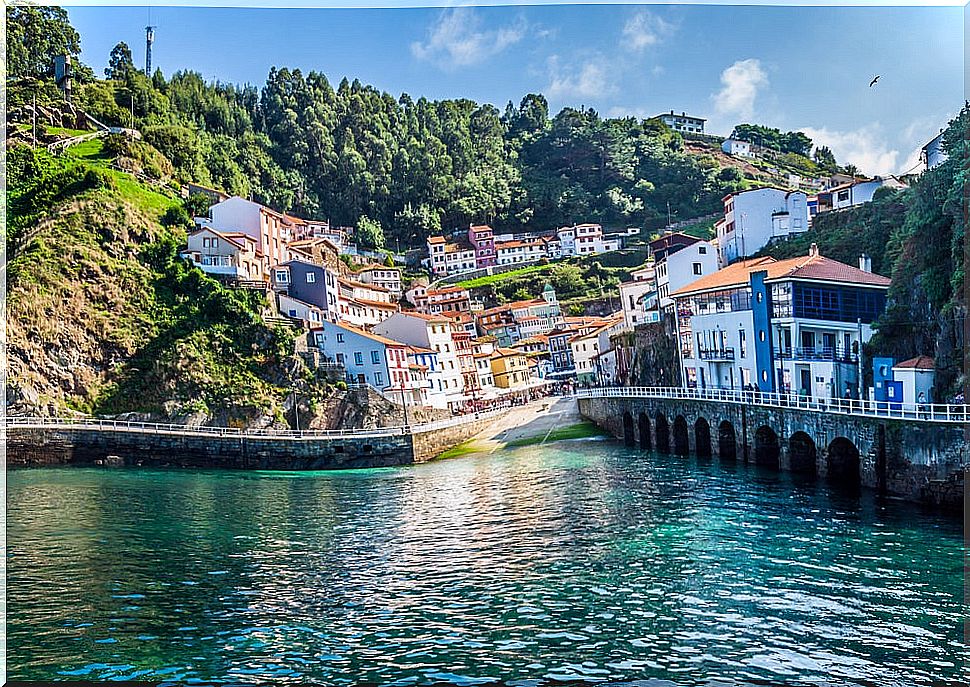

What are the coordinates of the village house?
(209, 196, 293, 274)
(471, 338, 498, 397)
(571, 316, 626, 385)
(715, 187, 811, 267)
(336, 277, 398, 328)
(655, 239, 718, 311)
(374, 312, 465, 409)
(468, 224, 497, 269)
(496, 237, 547, 266)
(354, 263, 403, 296)
(818, 176, 908, 212)
(182, 227, 265, 283)
(427, 235, 477, 276)
(490, 347, 531, 390)
(413, 286, 472, 315)
(311, 320, 420, 404)
(721, 138, 753, 158)
(618, 264, 660, 328)
(271, 260, 339, 323)
(286, 237, 343, 275)
(671, 245, 890, 399)
(653, 110, 706, 134)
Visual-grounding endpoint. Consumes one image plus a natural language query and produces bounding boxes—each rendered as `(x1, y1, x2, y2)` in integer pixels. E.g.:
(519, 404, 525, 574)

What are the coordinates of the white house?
(182, 227, 265, 282)
(655, 240, 718, 310)
(496, 238, 547, 266)
(654, 110, 706, 134)
(721, 138, 753, 158)
(355, 264, 402, 296)
(891, 355, 936, 404)
(373, 312, 465, 409)
(208, 196, 292, 273)
(827, 176, 907, 211)
(619, 264, 660, 328)
(715, 187, 811, 267)
(571, 316, 626, 385)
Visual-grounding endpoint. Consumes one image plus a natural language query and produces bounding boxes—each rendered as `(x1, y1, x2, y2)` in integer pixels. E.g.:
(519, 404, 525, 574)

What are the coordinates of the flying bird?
(869, 75, 880, 88)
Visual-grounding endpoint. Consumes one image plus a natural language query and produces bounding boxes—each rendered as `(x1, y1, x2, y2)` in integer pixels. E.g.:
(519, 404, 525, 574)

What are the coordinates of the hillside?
(6, 141, 331, 426)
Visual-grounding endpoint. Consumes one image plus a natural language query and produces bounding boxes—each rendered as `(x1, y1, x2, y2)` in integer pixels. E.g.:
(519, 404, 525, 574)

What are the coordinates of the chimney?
(859, 253, 872, 273)
(808, 243, 819, 257)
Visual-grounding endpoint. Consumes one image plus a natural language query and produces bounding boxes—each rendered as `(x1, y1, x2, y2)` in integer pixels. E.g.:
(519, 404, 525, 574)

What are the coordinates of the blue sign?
(885, 380, 903, 410)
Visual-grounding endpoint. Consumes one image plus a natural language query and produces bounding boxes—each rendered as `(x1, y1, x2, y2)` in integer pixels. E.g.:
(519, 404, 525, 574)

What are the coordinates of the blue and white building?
(714, 187, 811, 267)
(672, 245, 891, 399)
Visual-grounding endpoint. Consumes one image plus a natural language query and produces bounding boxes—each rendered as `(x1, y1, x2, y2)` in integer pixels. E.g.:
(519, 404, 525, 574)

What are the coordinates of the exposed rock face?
(612, 320, 682, 388)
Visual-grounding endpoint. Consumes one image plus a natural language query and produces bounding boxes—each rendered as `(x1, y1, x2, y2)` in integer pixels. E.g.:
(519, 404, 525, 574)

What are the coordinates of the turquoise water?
(7, 440, 967, 685)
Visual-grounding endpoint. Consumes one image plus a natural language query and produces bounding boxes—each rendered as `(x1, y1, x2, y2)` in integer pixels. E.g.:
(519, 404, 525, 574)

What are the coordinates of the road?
(463, 396, 583, 454)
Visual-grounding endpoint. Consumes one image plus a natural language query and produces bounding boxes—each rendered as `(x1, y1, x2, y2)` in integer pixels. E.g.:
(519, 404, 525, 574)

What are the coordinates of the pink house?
(468, 224, 496, 269)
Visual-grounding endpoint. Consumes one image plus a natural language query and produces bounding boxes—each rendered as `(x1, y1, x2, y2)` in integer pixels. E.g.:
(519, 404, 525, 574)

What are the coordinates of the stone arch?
(655, 413, 670, 454)
(789, 431, 817, 476)
(754, 425, 780, 469)
(622, 412, 636, 447)
(694, 417, 712, 458)
(718, 421, 737, 461)
(638, 412, 651, 450)
(827, 437, 861, 488)
(672, 415, 690, 456)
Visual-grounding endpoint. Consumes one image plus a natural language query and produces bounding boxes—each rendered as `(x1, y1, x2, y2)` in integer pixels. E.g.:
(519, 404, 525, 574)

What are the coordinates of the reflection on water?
(7, 441, 967, 685)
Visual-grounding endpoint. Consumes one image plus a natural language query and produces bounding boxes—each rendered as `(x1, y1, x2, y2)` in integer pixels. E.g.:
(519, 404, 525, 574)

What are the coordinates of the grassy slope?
(7, 142, 313, 424)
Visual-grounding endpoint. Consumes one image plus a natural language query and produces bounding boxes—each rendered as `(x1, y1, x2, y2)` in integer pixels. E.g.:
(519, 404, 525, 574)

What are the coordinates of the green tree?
(6, 6, 80, 79)
(356, 215, 385, 250)
(105, 41, 134, 80)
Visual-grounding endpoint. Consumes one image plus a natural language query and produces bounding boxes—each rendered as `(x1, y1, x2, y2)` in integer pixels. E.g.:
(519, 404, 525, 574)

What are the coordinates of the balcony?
(698, 347, 735, 362)
(774, 346, 857, 363)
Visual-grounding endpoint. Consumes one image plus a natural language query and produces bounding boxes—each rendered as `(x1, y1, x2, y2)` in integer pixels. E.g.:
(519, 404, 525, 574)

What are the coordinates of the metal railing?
(698, 347, 735, 362)
(4, 405, 512, 439)
(574, 386, 970, 424)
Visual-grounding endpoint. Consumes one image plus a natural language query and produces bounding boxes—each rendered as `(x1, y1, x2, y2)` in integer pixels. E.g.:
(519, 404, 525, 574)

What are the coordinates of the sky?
(66, 3, 966, 176)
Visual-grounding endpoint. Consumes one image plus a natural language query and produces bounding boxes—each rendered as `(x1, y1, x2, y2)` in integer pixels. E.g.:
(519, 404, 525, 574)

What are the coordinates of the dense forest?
(9, 6, 857, 250)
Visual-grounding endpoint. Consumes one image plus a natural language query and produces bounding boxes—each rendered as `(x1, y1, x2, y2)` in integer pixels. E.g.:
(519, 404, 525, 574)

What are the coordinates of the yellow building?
(489, 347, 531, 389)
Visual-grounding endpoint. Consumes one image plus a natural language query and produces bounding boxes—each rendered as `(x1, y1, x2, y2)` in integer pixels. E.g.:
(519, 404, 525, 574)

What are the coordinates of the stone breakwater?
(6, 413, 506, 469)
(578, 395, 967, 511)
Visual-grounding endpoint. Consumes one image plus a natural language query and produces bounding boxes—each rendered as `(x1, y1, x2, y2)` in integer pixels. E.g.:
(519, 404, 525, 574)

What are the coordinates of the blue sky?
(67, 3, 964, 175)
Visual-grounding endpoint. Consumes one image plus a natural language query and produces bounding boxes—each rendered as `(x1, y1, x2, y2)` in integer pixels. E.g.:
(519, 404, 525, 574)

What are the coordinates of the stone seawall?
(7, 415, 506, 470)
(578, 395, 967, 510)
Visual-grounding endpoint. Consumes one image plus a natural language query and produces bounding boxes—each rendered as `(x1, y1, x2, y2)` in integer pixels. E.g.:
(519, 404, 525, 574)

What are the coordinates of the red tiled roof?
(427, 236, 446, 244)
(671, 253, 890, 297)
(894, 355, 935, 370)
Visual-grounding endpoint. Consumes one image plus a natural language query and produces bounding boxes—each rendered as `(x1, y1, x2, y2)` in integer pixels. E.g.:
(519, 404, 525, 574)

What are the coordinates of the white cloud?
(798, 125, 900, 176)
(607, 106, 652, 119)
(411, 8, 526, 69)
(622, 10, 673, 52)
(545, 56, 616, 100)
(713, 59, 768, 120)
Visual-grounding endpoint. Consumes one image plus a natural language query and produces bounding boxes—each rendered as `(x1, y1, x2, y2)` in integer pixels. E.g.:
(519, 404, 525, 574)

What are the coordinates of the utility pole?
(666, 201, 672, 231)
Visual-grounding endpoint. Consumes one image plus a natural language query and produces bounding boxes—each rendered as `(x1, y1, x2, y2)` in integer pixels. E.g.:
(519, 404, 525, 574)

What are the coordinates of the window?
(693, 263, 703, 275)
(336, 333, 344, 343)
(739, 329, 747, 357)
(276, 271, 289, 283)
(375, 372, 384, 386)
(336, 353, 344, 364)
(306, 272, 316, 283)
(698, 246, 707, 254)
(371, 350, 381, 365)
(354, 352, 364, 366)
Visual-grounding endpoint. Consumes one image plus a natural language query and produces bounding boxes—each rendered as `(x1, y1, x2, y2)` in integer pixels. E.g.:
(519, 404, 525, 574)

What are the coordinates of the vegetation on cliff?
(6, 145, 321, 424)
